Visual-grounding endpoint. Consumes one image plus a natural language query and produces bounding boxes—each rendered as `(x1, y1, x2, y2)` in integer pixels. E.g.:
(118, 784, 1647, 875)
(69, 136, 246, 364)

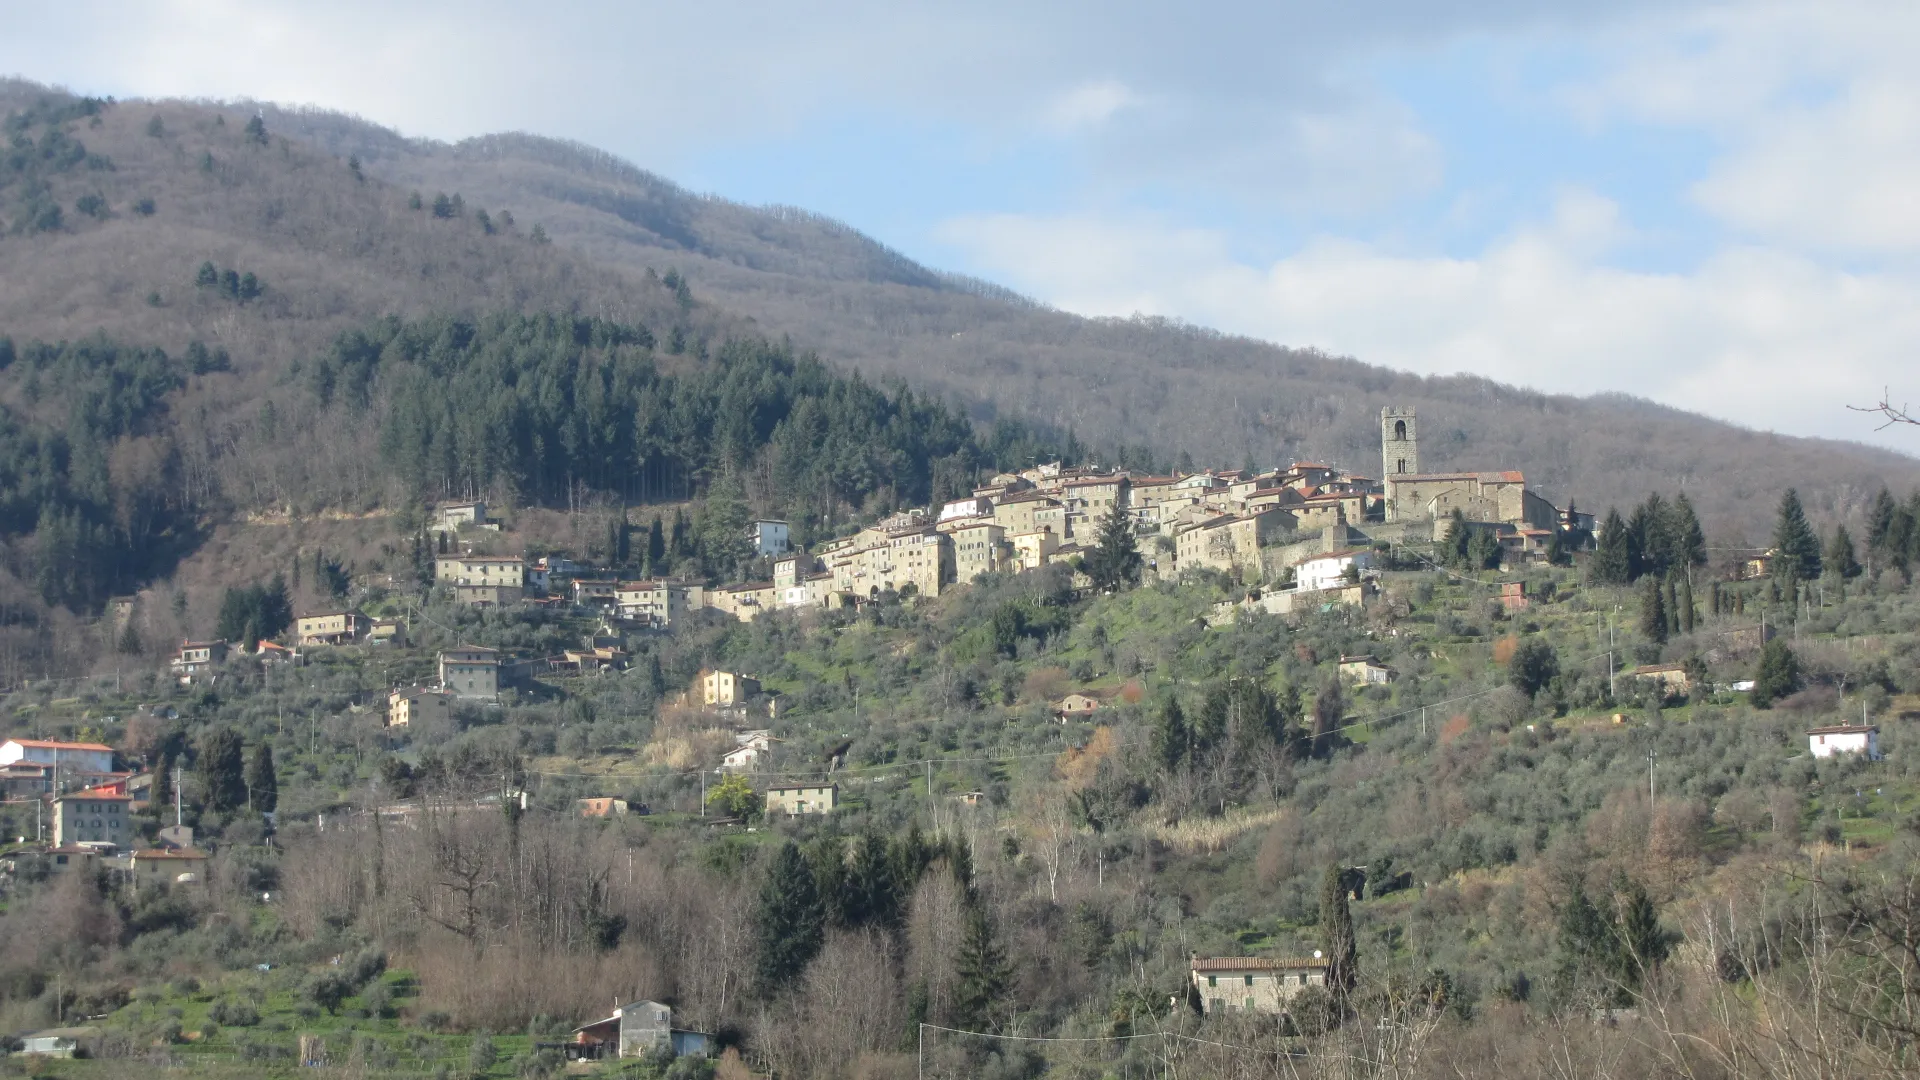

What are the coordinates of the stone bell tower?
(1381, 406, 1418, 479)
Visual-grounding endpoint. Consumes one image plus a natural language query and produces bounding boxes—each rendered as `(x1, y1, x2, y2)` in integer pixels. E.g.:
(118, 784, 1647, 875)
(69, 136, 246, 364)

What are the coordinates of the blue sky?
(6, 0, 1920, 451)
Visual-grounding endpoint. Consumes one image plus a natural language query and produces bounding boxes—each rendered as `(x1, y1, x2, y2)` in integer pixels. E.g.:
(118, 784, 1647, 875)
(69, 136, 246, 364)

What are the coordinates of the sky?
(5, 0, 1920, 452)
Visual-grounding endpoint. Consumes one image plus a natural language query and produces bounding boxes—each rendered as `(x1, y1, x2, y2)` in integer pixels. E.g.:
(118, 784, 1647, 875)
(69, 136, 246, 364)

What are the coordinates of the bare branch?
(1847, 387, 1919, 429)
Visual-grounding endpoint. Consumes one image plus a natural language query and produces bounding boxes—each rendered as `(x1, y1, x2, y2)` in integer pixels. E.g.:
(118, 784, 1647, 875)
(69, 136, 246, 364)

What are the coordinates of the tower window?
(1397, 458, 1407, 474)
(1393, 420, 1407, 441)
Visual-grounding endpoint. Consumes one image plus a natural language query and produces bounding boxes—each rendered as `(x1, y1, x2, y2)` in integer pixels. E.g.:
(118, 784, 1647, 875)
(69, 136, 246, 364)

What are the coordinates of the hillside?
(254, 100, 1920, 540)
(0, 82, 1912, 546)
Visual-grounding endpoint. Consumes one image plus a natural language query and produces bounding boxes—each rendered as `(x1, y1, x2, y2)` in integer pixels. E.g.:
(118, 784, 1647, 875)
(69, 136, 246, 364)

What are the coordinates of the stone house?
(1631, 663, 1692, 697)
(993, 491, 1066, 538)
(1338, 655, 1395, 686)
(439, 646, 501, 700)
(1011, 528, 1060, 571)
(1384, 471, 1557, 531)
(436, 500, 487, 529)
(766, 783, 837, 816)
(1054, 692, 1103, 719)
(951, 522, 1011, 582)
(1190, 956, 1330, 1015)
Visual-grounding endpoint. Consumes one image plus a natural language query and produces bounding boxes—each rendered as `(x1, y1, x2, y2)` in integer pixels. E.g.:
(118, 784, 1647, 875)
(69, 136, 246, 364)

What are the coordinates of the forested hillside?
(248, 99, 1920, 540)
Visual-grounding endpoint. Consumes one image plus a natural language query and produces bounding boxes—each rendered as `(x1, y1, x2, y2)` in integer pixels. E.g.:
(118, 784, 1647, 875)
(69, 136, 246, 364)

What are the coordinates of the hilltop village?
(418, 405, 1577, 632)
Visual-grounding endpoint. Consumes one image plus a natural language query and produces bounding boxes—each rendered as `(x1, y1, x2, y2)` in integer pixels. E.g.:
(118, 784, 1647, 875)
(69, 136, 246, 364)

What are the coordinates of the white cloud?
(939, 196, 1920, 448)
(1043, 80, 1142, 132)
(1561, 0, 1920, 255)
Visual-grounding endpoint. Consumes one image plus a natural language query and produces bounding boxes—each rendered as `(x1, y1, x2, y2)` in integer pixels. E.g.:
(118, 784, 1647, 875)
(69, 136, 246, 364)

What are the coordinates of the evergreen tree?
(1509, 640, 1559, 699)
(1826, 525, 1861, 580)
(1082, 500, 1142, 591)
(1664, 578, 1681, 638)
(1319, 864, 1358, 1002)
(1867, 487, 1897, 562)
(1629, 495, 1666, 578)
(755, 841, 824, 989)
(1772, 488, 1823, 581)
(952, 903, 1013, 1033)
(846, 832, 901, 930)
(1638, 578, 1668, 644)
(152, 750, 175, 816)
(1668, 494, 1707, 569)
(1677, 574, 1695, 633)
(1592, 509, 1632, 584)
(116, 613, 141, 655)
(246, 742, 277, 814)
(196, 728, 248, 813)
(646, 516, 666, 573)
(808, 837, 850, 926)
(1750, 638, 1801, 708)
(242, 114, 268, 145)
(1152, 696, 1188, 772)
(1553, 884, 1619, 1005)
(1614, 878, 1672, 980)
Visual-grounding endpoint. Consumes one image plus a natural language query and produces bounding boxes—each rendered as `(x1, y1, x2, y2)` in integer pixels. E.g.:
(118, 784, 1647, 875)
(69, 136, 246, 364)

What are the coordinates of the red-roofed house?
(1, 739, 115, 774)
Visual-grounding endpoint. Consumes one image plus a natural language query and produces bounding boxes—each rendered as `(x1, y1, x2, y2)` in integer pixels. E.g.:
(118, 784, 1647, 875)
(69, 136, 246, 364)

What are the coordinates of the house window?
(1208, 976, 1217, 987)
(1245, 975, 1255, 986)
(1245, 997, 1255, 1011)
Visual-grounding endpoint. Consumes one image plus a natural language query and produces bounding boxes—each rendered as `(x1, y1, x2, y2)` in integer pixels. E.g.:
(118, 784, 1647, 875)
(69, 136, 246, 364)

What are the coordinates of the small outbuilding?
(1807, 724, 1880, 760)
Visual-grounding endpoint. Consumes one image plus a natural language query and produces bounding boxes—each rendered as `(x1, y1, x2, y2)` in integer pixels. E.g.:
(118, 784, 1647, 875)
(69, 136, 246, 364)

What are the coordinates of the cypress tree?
(647, 515, 666, 571)
(1668, 494, 1707, 569)
(755, 841, 824, 988)
(196, 728, 248, 813)
(1638, 578, 1668, 644)
(246, 742, 278, 814)
(1866, 487, 1897, 565)
(1153, 697, 1188, 772)
(952, 904, 1012, 1032)
(1772, 488, 1822, 581)
(1825, 525, 1860, 580)
(1677, 575, 1695, 633)
(1319, 864, 1358, 1002)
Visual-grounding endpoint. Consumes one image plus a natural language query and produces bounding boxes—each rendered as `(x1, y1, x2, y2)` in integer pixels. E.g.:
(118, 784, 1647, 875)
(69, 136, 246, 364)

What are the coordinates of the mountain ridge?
(0, 79, 1914, 550)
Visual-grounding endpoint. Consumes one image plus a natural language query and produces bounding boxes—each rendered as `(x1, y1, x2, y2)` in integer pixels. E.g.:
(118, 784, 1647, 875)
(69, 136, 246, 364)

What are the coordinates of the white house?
(747, 520, 790, 557)
(1807, 725, 1881, 760)
(1296, 549, 1376, 593)
(720, 730, 774, 772)
(0, 739, 115, 775)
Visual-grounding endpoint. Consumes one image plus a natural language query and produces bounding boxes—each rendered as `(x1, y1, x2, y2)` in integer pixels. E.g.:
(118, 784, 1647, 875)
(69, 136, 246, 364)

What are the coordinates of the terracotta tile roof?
(1190, 956, 1328, 972)
(7, 739, 113, 752)
(1806, 724, 1877, 735)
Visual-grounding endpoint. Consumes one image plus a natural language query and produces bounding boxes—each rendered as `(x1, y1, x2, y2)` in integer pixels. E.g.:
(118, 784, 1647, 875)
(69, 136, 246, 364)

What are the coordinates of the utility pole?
(1647, 749, 1657, 803)
(174, 765, 184, 827)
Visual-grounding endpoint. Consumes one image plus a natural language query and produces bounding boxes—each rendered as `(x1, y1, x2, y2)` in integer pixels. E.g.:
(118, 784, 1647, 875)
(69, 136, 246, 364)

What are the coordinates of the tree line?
(310, 312, 1077, 529)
